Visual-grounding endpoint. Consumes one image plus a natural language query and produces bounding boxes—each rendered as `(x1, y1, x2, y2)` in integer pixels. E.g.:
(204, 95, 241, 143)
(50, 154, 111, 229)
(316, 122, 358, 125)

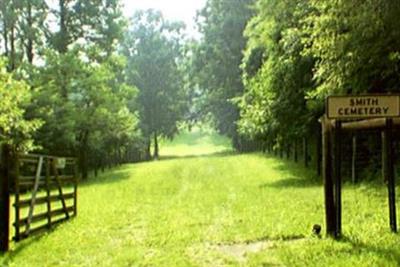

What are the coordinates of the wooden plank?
(18, 153, 75, 161)
(19, 158, 40, 164)
(16, 193, 75, 208)
(52, 160, 70, 219)
(18, 223, 49, 240)
(19, 175, 74, 180)
(18, 176, 75, 190)
(45, 158, 52, 229)
(19, 175, 44, 180)
(0, 145, 11, 252)
(18, 180, 45, 188)
(25, 157, 44, 234)
(73, 161, 78, 216)
(333, 118, 400, 131)
(18, 217, 70, 241)
(16, 206, 74, 226)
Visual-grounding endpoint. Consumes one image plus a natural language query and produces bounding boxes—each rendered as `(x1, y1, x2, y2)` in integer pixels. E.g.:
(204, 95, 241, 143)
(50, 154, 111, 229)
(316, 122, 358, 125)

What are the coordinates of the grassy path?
(1, 130, 400, 266)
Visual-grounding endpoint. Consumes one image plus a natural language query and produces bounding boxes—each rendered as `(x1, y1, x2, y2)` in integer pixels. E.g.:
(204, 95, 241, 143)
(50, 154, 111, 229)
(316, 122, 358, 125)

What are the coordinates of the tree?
(49, 0, 125, 55)
(0, 0, 48, 70)
(304, 0, 400, 99)
(0, 58, 42, 150)
(192, 0, 255, 149)
(237, 0, 315, 150)
(30, 48, 140, 178)
(123, 9, 187, 159)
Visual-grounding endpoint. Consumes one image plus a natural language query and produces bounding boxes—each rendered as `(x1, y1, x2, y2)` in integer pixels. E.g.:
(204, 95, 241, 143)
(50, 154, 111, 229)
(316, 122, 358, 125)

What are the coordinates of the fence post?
(73, 159, 78, 217)
(333, 120, 342, 238)
(0, 144, 11, 252)
(322, 116, 336, 237)
(384, 118, 397, 232)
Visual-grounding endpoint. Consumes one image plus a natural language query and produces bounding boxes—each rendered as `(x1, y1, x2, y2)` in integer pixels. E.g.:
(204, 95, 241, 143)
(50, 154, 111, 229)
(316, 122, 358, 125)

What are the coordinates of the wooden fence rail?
(0, 145, 78, 251)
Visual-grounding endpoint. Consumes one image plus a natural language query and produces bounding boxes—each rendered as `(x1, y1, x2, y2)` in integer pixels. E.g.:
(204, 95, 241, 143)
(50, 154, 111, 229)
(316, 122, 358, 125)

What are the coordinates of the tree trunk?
(26, 0, 34, 64)
(352, 134, 357, 183)
(145, 139, 151, 160)
(79, 131, 89, 179)
(153, 132, 159, 160)
(286, 144, 290, 159)
(9, 16, 16, 71)
(303, 137, 309, 167)
(59, 0, 68, 54)
(117, 144, 121, 165)
(2, 16, 8, 59)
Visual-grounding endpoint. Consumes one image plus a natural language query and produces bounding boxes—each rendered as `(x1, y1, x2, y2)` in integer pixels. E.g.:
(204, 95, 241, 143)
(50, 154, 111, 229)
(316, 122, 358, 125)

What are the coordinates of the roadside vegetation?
(1, 1, 399, 266)
(1, 131, 399, 267)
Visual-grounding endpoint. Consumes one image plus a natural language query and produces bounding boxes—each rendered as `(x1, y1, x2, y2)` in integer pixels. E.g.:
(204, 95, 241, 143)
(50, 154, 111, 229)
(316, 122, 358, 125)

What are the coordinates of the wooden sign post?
(323, 95, 400, 238)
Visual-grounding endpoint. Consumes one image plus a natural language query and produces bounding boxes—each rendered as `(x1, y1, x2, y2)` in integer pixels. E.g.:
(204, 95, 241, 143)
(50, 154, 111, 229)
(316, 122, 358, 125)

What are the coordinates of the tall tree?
(123, 10, 187, 159)
(0, 58, 42, 150)
(237, 0, 315, 148)
(49, 0, 125, 55)
(0, 0, 48, 69)
(192, 0, 255, 149)
(304, 0, 400, 99)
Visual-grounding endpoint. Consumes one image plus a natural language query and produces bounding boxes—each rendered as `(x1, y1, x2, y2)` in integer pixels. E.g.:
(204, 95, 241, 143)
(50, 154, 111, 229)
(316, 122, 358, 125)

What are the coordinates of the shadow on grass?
(159, 150, 236, 161)
(79, 150, 237, 187)
(261, 177, 321, 189)
(0, 219, 75, 265)
(260, 156, 322, 189)
(79, 167, 133, 187)
(338, 236, 400, 264)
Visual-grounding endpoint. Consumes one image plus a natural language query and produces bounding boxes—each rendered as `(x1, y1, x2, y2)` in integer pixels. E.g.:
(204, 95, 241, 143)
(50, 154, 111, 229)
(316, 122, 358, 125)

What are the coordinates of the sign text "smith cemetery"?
(327, 95, 400, 119)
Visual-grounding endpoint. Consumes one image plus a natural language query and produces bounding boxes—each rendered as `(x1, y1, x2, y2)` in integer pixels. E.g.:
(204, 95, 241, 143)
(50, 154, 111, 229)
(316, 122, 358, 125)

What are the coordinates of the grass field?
(1, 129, 400, 266)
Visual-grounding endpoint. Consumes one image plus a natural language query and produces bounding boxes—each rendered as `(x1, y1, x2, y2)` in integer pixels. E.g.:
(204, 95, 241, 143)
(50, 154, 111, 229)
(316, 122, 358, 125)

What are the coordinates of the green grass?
(159, 128, 233, 157)
(1, 130, 400, 266)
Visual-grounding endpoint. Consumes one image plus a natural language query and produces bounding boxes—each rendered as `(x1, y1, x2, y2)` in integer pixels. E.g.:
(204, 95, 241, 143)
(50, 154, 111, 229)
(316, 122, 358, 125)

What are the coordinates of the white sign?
(56, 158, 66, 169)
(327, 95, 400, 119)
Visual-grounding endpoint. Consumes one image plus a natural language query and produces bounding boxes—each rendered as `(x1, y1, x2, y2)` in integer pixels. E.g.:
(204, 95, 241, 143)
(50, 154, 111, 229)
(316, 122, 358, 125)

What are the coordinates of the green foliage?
(237, 0, 400, 150)
(0, 0, 145, 177)
(1, 131, 399, 266)
(237, 0, 314, 146)
(123, 9, 187, 158)
(0, 0, 48, 69)
(192, 0, 255, 146)
(29, 48, 141, 177)
(49, 0, 126, 55)
(0, 58, 42, 150)
(304, 0, 400, 98)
